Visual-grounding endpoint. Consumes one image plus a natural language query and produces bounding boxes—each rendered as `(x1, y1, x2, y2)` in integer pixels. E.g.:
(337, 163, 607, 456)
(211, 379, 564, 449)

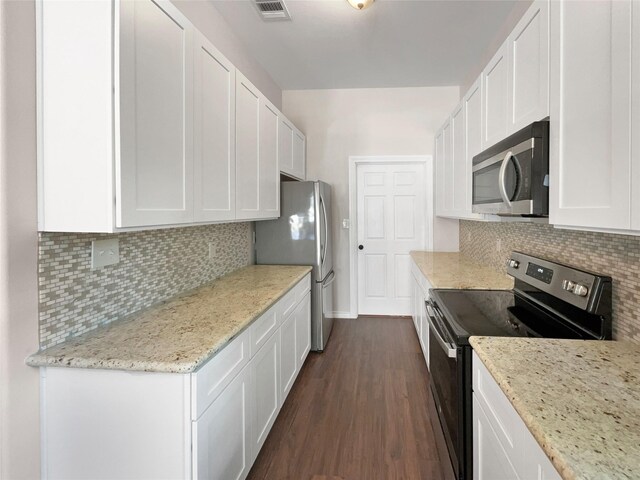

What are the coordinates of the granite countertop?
(27, 265, 312, 374)
(410, 251, 514, 290)
(470, 337, 640, 480)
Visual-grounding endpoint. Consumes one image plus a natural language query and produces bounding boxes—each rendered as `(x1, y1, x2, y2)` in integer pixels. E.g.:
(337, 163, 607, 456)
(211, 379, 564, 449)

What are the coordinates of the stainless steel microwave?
(472, 120, 549, 216)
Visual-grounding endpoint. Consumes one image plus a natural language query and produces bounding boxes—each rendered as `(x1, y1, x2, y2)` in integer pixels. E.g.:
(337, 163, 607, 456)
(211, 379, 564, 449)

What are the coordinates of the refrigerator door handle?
(320, 194, 329, 269)
(322, 270, 336, 288)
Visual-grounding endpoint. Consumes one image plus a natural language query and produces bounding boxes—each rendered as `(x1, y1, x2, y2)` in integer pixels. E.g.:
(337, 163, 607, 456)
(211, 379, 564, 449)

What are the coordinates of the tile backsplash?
(38, 223, 252, 349)
(460, 220, 640, 343)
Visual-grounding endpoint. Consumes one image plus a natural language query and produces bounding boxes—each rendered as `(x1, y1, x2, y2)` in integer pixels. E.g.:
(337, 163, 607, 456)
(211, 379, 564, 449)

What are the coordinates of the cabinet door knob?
(358, 245, 364, 250)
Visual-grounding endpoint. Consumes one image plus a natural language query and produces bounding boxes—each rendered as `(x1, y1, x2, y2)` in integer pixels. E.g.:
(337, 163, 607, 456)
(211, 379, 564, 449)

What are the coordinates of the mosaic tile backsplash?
(39, 223, 252, 349)
(460, 220, 640, 343)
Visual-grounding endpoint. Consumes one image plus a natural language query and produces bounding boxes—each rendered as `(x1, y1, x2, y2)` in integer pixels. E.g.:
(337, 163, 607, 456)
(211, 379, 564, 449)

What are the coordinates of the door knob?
(358, 245, 364, 250)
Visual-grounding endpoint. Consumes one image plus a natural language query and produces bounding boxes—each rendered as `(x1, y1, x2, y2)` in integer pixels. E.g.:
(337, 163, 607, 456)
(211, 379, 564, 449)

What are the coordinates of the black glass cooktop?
(430, 288, 598, 346)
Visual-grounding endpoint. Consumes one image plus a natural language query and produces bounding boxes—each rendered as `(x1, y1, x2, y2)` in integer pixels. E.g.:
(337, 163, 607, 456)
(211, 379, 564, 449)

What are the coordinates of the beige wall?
(173, 0, 282, 109)
(0, 1, 41, 478)
(283, 87, 460, 316)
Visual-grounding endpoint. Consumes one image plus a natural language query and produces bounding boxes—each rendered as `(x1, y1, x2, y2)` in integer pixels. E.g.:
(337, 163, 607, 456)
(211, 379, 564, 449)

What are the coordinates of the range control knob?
(562, 280, 576, 292)
(573, 284, 589, 297)
(508, 259, 520, 269)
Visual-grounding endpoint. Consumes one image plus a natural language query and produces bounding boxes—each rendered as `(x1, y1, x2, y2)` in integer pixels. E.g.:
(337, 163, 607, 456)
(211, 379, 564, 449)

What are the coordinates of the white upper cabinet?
(451, 102, 467, 215)
(117, 0, 194, 228)
(462, 78, 484, 220)
(549, 0, 633, 230)
(292, 129, 306, 180)
(434, 127, 446, 217)
(258, 101, 280, 219)
(442, 119, 454, 214)
(278, 116, 306, 181)
(235, 73, 261, 219)
(482, 43, 509, 150)
(507, 0, 550, 133)
(38, 0, 297, 232)
(235, 73, 280, 221)
(632, 3, 640, 231)
(193, 32, 236, 223)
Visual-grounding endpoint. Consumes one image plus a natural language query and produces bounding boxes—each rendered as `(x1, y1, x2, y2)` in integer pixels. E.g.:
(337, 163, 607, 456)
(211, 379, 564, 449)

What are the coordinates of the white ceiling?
(210, 0, 520, 90)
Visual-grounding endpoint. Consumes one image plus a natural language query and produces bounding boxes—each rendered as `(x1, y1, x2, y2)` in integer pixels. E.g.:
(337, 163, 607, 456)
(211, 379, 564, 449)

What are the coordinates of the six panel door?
(118, 0, 194, 227)
(357, 163, 426, 316)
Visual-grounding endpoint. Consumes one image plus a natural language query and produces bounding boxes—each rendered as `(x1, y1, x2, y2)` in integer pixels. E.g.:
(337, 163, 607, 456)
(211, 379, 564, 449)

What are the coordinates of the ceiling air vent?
(254, 0, 291, 21)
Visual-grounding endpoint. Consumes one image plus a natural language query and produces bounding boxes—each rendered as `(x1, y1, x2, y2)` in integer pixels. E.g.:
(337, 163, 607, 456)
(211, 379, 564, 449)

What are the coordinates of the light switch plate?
(91, 239, 120, 270)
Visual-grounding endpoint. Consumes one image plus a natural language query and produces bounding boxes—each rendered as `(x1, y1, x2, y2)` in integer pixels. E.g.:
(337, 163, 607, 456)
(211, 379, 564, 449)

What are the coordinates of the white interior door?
(357, 163, 426, 316)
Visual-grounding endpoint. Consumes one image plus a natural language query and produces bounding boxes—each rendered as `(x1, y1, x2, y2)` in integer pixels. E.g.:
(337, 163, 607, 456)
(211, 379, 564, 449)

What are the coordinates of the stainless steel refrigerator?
(255, 181, 335, 352)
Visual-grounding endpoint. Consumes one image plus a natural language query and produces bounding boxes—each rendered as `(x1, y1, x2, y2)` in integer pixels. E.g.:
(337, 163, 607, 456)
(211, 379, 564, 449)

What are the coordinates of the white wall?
(283, 87, 460, 317)
(0, 1, 41, 478)
(172, 0, 282, 109)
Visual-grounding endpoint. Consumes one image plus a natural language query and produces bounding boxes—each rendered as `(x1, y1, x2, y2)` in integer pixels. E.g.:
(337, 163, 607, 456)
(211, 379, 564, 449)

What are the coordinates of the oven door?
(427, 302, 462, 479)
(472, 138, 534, 215)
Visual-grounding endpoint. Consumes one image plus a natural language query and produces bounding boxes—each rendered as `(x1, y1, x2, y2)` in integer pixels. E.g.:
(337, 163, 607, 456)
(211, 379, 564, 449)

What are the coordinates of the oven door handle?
(427, 308, 457, 359)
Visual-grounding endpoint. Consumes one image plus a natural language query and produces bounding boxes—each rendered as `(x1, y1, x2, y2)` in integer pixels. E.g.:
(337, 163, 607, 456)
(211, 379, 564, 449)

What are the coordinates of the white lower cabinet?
(295, 292, 312, 366)
(473, 395, 520, 480)
(473, 352, 561, 480)
(40, 274, 311, 479)
(193, 363, 252, 480)
(251, 330, 280, 456)
(410, 260, 432, 369)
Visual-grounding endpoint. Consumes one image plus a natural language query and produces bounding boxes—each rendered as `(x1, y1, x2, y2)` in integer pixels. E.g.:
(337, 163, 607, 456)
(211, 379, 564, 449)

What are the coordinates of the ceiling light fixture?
(347, 0, 374, 10)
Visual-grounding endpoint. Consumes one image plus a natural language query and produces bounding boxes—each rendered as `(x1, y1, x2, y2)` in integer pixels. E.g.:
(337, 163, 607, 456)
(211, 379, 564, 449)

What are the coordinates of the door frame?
(348, 155, 433, 318)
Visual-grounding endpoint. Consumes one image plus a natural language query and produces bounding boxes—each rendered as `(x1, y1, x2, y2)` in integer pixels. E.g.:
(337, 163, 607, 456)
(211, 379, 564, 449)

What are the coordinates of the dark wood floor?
(247, 316, 445, 480)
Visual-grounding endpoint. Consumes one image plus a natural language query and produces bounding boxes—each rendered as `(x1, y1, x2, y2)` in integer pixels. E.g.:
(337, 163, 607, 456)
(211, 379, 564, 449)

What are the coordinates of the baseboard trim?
(330, 312, 358, 319)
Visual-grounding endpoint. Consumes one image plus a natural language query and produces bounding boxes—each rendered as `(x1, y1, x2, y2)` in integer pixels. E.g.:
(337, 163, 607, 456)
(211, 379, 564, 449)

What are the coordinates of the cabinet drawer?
(276, 287, 297, 325)
(251, 304, 279, 356)
(296, 274, 311, 302)
(472, 351, 525, 458)
(192, 327, 251, 420)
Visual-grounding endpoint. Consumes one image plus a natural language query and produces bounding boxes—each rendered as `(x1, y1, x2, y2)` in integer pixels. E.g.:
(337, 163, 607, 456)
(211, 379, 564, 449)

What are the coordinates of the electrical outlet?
(209, 243, 217, 260)
(91, 239, 119, 270)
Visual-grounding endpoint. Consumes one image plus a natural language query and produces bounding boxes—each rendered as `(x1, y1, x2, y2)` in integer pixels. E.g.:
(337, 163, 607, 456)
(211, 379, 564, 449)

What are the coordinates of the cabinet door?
(451, 102, 467, 216)
(235, 72, 261, 219)
(295, 292, 311, 367)
(549, 0, 632, 229)
(293, 129, 306, 180)
(473, 395, 521, 480)
(434, 128, 446, 217)
(464, 78, 484, 220)
(482, 43, 509, 150)
(193, 364, 252, 480)
(280, 312, 297, 404)
(193, 32, 236, 222)
(258, 101, 280, 219)
(251, 331, 280, 458)
(118, 0, 194, 227)
(508, 0, 549, 133)
(278, 117, 294, 176)
(443, 119, 454, 214)
(630, 3, 640, 230)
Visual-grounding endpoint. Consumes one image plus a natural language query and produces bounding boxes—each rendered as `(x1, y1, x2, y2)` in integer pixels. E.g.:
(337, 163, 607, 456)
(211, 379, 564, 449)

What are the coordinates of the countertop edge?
(469, 337, 576, 480)
(26, 266, 313, 374)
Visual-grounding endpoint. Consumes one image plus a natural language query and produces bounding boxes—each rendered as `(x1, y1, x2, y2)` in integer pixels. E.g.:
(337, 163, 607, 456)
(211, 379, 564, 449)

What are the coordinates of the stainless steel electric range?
(426, 252, 612, 480)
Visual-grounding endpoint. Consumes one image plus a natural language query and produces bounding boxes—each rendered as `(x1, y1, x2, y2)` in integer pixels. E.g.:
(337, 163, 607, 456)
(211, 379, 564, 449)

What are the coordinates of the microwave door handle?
(498, 151, 513, 207)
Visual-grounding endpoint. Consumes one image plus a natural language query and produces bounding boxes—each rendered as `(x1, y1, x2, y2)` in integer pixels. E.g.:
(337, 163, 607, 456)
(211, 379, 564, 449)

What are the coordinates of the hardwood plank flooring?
(247, 316, 445, 480)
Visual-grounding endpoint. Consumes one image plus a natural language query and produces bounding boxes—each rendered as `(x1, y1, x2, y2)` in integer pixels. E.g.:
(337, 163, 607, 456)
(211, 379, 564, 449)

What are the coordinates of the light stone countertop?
(470, 337, 640, 480)
(27, 265, 312, 374)
(410, 251, 514, 290)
